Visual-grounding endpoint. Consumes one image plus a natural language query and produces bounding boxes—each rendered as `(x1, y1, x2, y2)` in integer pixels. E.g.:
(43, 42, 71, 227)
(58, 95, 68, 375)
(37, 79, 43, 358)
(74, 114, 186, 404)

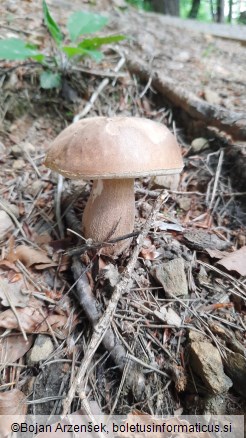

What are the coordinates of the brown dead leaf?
(0, 297, 72, 338)
(35, 232, 52, 245)
(0, 259, 20, 272)
(0, 389, 27, 438)
(0, 210, 15, 241)
(0, 388, 27, 415)
(140, 238, 160, 260)
(0, 277, 30, 307)
(0, 335, 33, 364)
(48, 237, 72, 251)
(217, 246, 246, 276)
(205, 248, 230, 259)
(9, 272, 22, 283)
(7, 245, 57, 269)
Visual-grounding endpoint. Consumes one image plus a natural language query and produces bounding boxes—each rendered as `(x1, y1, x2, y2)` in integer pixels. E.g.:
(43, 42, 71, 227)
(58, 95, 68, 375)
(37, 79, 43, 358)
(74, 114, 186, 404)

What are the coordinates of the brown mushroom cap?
(44, 116, 183, 179)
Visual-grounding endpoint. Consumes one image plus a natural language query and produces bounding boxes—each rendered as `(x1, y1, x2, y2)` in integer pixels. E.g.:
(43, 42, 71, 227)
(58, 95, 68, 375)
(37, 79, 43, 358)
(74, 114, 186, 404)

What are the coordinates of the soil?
(0, 0, 245, 426)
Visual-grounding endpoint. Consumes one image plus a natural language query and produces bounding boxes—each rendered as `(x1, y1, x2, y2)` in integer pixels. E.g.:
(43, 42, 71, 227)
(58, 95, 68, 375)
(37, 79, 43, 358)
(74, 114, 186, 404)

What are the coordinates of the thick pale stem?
(82, 179, 135, 255)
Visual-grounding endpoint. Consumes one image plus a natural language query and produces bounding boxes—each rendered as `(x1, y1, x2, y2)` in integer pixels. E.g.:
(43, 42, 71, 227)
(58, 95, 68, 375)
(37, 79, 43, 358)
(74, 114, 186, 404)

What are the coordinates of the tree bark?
(210, 0, 216, 21)
(216, 0, 224, 22)
(188, 0, 201, 19)
(151, 0, 180, 16)
(228, 0, 233, 23)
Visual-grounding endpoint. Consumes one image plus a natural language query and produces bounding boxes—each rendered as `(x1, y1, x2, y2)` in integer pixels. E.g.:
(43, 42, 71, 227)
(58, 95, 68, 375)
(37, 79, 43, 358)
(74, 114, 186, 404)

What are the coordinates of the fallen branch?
(66, 231, 140, 256)
(71, 258, 128, 366)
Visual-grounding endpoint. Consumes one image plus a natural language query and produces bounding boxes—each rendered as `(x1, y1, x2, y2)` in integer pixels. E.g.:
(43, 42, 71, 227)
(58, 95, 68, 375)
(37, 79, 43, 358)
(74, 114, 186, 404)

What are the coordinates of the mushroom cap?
(45, 116, 183, 179)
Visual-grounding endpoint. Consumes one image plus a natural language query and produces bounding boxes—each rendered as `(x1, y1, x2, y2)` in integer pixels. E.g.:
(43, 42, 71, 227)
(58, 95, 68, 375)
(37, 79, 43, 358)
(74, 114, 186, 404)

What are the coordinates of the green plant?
(0, 0, 125, 89)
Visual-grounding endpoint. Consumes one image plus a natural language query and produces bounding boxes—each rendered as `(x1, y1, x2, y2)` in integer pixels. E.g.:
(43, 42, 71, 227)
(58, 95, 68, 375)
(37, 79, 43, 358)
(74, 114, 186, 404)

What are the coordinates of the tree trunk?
(151, 0, 180, 16)
(216, 0, 224, 22)
(188, 0, 201, 19)
(228, 0, 233, 23)
(210, 0, 216, 21)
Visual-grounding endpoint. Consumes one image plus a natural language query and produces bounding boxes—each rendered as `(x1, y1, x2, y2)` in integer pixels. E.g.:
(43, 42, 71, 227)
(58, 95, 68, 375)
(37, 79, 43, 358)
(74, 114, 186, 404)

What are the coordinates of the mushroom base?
(82, 179, 135, 255)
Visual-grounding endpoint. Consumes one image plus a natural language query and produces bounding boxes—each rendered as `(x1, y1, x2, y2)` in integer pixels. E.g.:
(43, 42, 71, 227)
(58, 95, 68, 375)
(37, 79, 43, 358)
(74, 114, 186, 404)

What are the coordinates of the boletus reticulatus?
(45, 117, 183, 254)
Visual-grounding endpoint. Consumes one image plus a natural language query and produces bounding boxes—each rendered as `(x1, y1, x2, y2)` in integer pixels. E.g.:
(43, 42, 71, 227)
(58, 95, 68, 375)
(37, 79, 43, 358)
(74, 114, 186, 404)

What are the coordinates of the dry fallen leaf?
(217, 246, 246, 276)
(0, 277, 30, 308)
(0, 389, 27, 438)
(153, 220, 184, 232)
(205, 248, 230, 259)
(140, 238, 161, 260)
(154, 306, 182, 327)
(7, 245, 57, 269)
(0, 210, 14, 241)
(0, 259, 20, 272)
(0, 335, 33, 365)
(0, 297, 72, 338)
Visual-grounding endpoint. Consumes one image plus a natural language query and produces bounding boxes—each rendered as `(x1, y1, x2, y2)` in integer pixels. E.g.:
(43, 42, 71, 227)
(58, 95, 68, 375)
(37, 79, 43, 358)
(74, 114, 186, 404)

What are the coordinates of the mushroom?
(44, 116, 183, 254)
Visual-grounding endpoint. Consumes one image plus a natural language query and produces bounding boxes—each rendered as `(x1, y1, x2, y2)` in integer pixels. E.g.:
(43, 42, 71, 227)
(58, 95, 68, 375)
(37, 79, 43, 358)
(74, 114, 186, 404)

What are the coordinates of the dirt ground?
(0, 0, 245, 427)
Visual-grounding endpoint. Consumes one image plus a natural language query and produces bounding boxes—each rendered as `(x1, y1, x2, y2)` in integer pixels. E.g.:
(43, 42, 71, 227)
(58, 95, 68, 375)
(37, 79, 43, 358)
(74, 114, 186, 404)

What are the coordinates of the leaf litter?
(7, 244, 57, 270)
(217, 246, 246, 276)
(0, 335, 33, 365)
(0, 276, 30, 308)
(0, 0, 245, 424)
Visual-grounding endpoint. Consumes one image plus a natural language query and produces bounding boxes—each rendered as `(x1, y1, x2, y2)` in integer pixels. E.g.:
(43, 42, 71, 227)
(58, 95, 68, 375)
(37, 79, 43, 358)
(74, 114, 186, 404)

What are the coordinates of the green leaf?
(67, 11, 108, 42)
(84, 50, 103, 62)
(62, 45, 103, 62)
(40, 71, 61, 89)
(42, 0, 63, 44)
(61, 46, 84, 57)
(78, 35, 125, 50)
(30, 53, 46, 63)
(0, 38, 42, 60)
(25, 44, 45, 62)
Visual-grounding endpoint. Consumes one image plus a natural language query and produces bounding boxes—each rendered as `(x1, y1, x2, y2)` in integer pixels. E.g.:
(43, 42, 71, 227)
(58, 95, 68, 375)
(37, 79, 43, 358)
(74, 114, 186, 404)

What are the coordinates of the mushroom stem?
(82, 179, 135, 254)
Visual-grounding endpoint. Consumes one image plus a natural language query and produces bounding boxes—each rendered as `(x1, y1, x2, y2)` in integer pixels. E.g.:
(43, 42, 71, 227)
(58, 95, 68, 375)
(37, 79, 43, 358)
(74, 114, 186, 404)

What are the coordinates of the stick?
(208, 149, 224, 210)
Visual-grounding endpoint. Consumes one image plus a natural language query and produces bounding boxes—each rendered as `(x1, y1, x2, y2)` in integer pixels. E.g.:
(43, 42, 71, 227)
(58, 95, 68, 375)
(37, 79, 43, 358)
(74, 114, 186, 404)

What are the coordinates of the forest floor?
(0, 0, 245, 429)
